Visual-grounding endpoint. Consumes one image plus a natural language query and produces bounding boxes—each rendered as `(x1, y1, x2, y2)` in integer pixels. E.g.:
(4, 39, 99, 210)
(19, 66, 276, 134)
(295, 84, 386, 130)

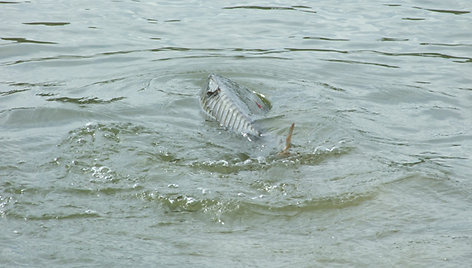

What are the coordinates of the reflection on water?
(1, 0, 471, 266)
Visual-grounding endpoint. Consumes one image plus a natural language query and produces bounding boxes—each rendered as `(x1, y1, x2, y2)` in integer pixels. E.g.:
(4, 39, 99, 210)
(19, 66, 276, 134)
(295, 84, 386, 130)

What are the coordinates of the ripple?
(420, 42, 472, 47)
(6, 81, 63, 88)
(1, 37, 57, 45)
(413, 6, 470, 15)
(223, 5, 316, 14)
(0, 107, 97, 127)
(0, 195, 16, 217)
(190, 143, 352, 174)
(61, 122, 154, 148)
(323, 59, 400, 69)
(244, 191, 376, 214)
(285, 47, 348, 54)
(285, 47, 472, 62)
(57, 122, 159, 182)
(23, 22, 70, 26)
(140, 187, 375, 224)
(61, 183, 144, 197)
(379, 37, 409, 42)
(303, 36, 350, 42)
(0, 88, 29, 96)
(46, 96, 125, 105)
(20, 210, 101, 221)
(3, 46, 291, 66)
(402, 17, 425, 21)
(376, 51, 471, 61)
(144, 193, 219, 213)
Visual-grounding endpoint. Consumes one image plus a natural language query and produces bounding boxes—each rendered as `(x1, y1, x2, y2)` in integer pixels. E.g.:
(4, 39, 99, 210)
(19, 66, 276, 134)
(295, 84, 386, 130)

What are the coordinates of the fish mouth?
(205, 76, 222, 100)
(200, 74, 220, 104)
(205, 74, 220, 95)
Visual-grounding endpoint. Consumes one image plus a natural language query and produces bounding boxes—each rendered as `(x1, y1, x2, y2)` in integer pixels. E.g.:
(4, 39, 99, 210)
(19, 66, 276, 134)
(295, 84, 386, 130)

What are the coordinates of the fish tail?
(279, 123, 295, 156)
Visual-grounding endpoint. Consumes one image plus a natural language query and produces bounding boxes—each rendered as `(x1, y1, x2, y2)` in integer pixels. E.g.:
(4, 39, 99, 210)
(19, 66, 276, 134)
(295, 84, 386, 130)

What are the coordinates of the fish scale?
(200, 74, 268, 138)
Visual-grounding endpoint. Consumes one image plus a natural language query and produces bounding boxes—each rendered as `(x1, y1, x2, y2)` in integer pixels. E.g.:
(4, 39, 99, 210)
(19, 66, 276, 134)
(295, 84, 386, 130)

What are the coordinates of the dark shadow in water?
(0, 88, 29, 96)
(46, 96, 125, 105)
(413, 6, 470, 15)
(379, 37, 409, 42)
(323, 59, 400, 69)
(402, 17, 425, 20)
(1, 81, 62, 96)
(153, 55, 291, 62)
(8, 81, 63, 87)
(1, 37, 57, 44)
(223, 5, 316, 14)
(286, 47, 472, 62)
(285, 47, 348, 54)
(303, 36, 350, 42)
(370, 50, 472, 61)
(23, 22, 70, 26)
(420, 42, 472, 47)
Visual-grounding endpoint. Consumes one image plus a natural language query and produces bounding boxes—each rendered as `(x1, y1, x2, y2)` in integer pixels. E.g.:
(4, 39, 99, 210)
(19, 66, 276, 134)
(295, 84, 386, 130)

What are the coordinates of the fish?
(200, 73, 294, 154)
(200, 74, 270, 138)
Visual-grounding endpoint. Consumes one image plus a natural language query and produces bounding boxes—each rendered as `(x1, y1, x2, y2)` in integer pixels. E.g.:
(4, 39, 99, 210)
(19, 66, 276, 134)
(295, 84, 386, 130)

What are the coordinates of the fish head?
(205, 74, 221, 96)
(200, 74, 221, 105)
(202, 73, 272, 115)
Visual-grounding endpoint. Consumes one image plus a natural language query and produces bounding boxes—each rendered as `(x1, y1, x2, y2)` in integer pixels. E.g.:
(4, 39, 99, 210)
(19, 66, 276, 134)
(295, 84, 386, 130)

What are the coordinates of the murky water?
(1, 0, 471, 266)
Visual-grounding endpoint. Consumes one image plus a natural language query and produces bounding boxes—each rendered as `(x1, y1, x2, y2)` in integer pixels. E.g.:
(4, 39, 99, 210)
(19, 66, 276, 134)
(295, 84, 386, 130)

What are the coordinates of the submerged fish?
(200, 74, 294, 154)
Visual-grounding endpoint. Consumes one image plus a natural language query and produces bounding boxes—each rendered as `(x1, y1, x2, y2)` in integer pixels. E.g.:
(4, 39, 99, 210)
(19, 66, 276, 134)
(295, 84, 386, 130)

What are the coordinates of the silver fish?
(200, 74, 294, 154)
(200, 74, 271, 138)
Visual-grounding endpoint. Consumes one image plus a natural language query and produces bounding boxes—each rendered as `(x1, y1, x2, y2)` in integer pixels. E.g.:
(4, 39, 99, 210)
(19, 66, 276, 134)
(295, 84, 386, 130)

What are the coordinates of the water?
(1, 0, 471, 266)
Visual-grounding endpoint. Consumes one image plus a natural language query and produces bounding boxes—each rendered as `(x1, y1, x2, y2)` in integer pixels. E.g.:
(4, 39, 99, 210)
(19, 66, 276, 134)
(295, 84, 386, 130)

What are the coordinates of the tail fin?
(279, 123, 295, 156)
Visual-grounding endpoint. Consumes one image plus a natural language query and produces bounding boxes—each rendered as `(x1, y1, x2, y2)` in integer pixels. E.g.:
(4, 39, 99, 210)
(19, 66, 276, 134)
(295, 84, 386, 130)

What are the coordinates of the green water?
(1, 1, 471, 267)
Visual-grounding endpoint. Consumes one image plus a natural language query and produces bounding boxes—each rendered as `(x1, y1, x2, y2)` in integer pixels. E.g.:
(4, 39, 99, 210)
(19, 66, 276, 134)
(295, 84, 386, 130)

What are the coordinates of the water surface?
(1, 0, 471, 267)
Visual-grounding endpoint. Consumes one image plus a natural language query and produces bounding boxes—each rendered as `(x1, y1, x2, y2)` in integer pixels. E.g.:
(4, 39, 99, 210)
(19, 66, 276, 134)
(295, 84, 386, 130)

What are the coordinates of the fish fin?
(279, 123, 295, 156)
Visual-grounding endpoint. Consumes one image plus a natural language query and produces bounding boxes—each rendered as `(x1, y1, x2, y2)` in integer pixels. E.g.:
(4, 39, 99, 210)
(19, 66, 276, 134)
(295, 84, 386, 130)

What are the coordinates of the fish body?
(200, 74, 271, 138)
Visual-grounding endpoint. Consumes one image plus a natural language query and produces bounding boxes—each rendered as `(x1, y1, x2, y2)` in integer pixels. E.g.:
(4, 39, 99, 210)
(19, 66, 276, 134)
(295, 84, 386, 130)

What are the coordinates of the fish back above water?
(200, 74, 271, 138)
